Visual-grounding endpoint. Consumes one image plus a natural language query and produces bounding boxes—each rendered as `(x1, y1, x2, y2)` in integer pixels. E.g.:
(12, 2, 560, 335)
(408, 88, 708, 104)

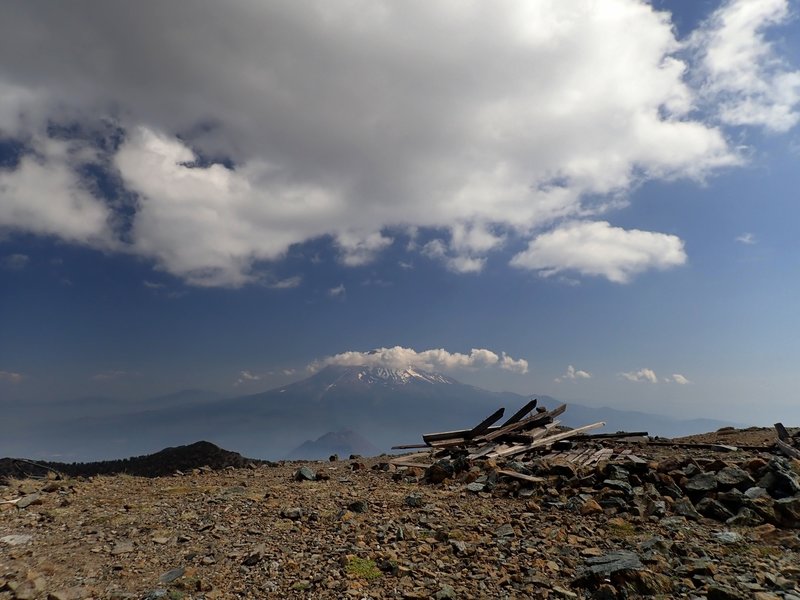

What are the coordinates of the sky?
(1, 0, 799, 426)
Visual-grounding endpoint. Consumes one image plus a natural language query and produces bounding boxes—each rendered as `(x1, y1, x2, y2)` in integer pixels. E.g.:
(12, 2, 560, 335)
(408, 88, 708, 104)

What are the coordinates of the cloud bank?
(0, 0, 797, 286)
(310, 346, 529, 375)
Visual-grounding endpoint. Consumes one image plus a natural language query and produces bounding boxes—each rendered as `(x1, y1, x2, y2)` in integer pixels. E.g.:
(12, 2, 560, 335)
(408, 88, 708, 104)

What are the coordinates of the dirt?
(2, 430, 800, 599)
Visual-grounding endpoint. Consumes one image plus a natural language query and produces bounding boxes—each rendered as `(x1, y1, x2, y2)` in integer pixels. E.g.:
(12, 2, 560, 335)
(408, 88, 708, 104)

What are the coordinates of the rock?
(706, 585, 747, 600)
(744, 486, 768, 499)
(751, 524, 800, 549)
(773, 496, 800, 528)
(434, 584, 456, 599)
(603, 479, 633, 497)
(294, 466, 316, 481)
(494, 523, 515, 538)
(110, 540, 134, 555)
(404, 494, 424, 508)
(727, 507, 762, 526)
(425, 460, 454, 484)
(673, 497, 701, 520)
(580, 550, 643, 577)
(450, 539, 469, 556)
(580, 498, 603, 515)
(347, 500, 367, 513)
(466, 482, 484, 493)
(281, 507, 303, 520)
(16, 493, 41, 509)
(158, 568, 185, 584)
(712, 531, 742, 544)
(696, 497, 734, 521)
(142, 590, 168, 600)
(715, 466, 754, 489)
(0, 535, 32, 546)
(685, 472, 718, 493)
(644, 498, 666, 517)
(242, 544, 267, 566)
(329, 454, 338, 462)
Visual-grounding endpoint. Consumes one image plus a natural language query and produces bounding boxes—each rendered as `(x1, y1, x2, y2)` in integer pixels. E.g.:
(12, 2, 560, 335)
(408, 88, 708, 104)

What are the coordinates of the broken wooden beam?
(500, 398, 537, 427)
(776, 439, 800, 460)
(775, 422, 791, 442)
(497, 469, 547, 484)
(483, 404, 567, 442)
(489, 421, 605, 459)
(466, 407, 506, 439)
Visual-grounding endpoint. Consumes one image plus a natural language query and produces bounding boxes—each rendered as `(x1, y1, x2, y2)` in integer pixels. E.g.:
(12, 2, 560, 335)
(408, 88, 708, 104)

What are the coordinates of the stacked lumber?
(392, 400, 606, 462)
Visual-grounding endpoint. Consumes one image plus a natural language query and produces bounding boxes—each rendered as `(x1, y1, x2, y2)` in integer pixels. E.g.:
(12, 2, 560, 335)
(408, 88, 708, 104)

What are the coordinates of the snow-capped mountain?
(322, 365, 456, 387)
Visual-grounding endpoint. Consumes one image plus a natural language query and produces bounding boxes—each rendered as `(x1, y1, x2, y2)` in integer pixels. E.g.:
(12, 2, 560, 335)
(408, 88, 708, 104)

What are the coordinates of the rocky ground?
(2, 428, 800, 599)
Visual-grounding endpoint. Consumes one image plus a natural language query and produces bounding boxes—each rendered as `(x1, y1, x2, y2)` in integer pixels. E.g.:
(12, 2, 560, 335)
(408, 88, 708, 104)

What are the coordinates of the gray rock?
(494, 523, 515, 538)
(142, 591, 168, 600)
(715, 467, 754, 489)
(0, 534, 32, 546)
(603, 479, 633, 497)
(16, 493, 41, 509)
(774, 496, 800, 528)
(744, 486, 768, 499)
(713, 531, 742, 544)
(581, 551, 643, 577)
(466, 482, 484, 493)
(696, 497, 734, 521)
(685, 472, 718, 492)
(281, 507, 303, 520)
(673, 497, 701, 520)
(294, 466, 316, 481)
(434, 584, 456, 599)
(158, 568, 185, 584)
(404, 494, 423, 508)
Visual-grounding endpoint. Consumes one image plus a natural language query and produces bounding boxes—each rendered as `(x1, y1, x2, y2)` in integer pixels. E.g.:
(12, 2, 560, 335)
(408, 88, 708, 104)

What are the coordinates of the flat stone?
(0, 534, 32, 546)
(466, 482, 484, 493)
(581, 551, 643, 577)
(16, 493, 41, 509)
(158, 568, 185, 584)
(110, 540, 134, 555)
(685, 472, 718, 492)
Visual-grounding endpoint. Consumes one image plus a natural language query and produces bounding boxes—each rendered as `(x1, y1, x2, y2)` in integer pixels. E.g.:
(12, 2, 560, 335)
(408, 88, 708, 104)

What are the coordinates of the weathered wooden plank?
(775, 422, 791, 442)
(467, 407, 506, 439)
(389, 460, 433, 469)
(483, 404, 567, 442)
(500, 399, 538, 426)
(497, 469, 547, 484)
(390, 451, 432, 465)
(776, 439, 800, 460)
(489, 422, 606, 459)
(578, 431, 649, 440)
(391, 443, 430, 450)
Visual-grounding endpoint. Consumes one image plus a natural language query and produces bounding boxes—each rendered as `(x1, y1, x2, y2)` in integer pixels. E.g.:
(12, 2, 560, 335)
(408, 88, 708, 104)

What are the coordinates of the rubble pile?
(390, 402, 800, 531)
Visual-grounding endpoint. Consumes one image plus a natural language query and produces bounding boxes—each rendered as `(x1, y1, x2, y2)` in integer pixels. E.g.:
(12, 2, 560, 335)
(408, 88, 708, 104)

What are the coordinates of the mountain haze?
(1, 366, 739, 461)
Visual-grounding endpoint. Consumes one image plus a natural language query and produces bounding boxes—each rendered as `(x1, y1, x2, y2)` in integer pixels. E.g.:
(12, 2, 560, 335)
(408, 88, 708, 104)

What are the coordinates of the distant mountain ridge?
(1, 365, 741, 461)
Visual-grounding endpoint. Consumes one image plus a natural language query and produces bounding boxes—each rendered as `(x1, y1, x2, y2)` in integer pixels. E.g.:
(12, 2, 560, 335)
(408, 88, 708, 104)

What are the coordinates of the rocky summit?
(1, 429, 800, 599)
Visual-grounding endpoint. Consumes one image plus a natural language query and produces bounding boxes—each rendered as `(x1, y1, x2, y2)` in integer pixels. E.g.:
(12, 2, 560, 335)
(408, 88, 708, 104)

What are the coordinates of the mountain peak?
(320, 364, 456, 387)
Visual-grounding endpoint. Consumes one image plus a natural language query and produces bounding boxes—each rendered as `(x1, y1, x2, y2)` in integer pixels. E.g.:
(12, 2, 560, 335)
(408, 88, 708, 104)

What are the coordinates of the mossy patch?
(346, 557, 381, 580)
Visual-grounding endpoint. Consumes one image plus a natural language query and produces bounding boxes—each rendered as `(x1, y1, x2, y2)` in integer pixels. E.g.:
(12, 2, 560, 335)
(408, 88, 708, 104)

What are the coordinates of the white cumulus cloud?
(693, 0, 800, 132)
(1, 0, 796, 286)
(555, 364, 592, 383)
(233, 370, 262, 386)
(665, 373, 692, 384)
(511, 221, 687, 283)
(309, 346, 528, 374)
(620, 368, 659, 383)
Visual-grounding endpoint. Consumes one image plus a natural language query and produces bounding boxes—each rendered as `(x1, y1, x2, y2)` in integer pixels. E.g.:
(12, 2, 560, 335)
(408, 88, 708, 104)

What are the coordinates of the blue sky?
(1, 0, 799, 425)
